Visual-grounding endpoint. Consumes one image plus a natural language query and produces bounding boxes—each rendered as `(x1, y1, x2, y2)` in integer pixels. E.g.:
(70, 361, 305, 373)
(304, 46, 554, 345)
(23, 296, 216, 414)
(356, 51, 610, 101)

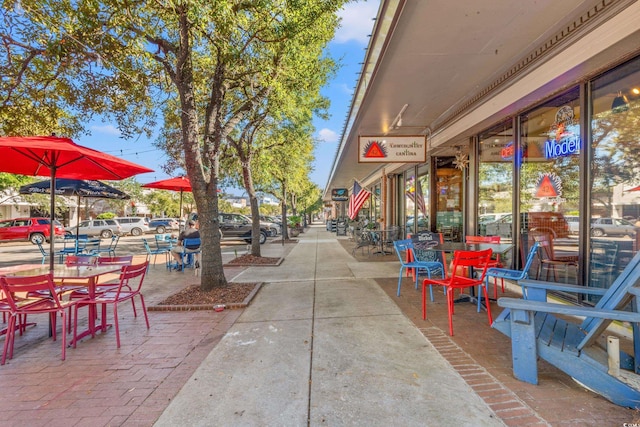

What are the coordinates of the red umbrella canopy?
(0, 136, 153, 179)
(143, 177, 192, 223)
(142, 176, 192, 192)
(0, 135, 153, 269)
(626, 185, 640, 192)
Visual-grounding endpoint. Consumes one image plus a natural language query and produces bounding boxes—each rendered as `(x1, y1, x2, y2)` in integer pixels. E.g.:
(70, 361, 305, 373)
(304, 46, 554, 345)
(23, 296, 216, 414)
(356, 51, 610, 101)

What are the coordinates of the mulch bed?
(224, 254, 283, 266)
(157, 282, 258, 306)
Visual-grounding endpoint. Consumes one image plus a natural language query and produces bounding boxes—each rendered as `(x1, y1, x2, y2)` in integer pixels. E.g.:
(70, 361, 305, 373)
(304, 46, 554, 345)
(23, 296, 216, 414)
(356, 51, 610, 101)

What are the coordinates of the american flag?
(348, 181, 371, 220)
(406, 176, 427, 216)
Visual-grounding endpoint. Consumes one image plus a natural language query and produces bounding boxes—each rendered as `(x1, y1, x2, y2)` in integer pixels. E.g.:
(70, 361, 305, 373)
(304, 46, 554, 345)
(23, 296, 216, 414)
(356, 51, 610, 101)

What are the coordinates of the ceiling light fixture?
(391, 104, 408, 130)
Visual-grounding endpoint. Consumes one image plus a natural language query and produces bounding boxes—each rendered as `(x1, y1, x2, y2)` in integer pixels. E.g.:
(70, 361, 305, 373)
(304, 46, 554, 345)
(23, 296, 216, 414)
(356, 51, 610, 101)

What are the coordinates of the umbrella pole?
(179, 190, 184, 231)
(49, 169, 56, 270)
(76, 195, 81, 238)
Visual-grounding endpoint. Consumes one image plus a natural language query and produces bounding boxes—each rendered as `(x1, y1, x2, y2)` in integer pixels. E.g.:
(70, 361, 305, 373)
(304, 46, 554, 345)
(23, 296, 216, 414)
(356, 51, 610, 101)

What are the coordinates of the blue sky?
(83, 1, 379, 192)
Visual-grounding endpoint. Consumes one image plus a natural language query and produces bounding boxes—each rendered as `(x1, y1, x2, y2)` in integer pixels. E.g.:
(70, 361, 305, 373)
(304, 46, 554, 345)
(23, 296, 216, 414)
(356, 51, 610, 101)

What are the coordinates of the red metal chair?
(0, 273, 84, 364)
(465, 235, 504, 297)
(422, 249, 493, 336)
(76, 261, 150, 348)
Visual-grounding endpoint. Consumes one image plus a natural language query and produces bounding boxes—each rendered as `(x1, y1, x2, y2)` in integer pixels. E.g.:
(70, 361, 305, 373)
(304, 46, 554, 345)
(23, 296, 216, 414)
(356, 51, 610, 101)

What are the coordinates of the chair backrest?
(115, 261, 149, 295)
(0, 273, 63, 310)
(36, 241, 47, 263)
(142, 238, 152, 252)
(450, 249, 493, 283)
(393, 239, 413, 266)
(98, 255, 133, 266)
(108, 235, 120, 250)
(183, 237, 201, 250)
(466, 235, 500, 244)
(65, 255, 97, 266)
(521, 241, 541, 276)
(532, 232, 556, 260)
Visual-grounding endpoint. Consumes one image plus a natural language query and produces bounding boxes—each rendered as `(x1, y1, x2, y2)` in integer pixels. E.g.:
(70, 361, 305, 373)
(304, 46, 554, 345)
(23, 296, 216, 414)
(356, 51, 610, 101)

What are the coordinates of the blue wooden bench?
(492, 250, 640, 408)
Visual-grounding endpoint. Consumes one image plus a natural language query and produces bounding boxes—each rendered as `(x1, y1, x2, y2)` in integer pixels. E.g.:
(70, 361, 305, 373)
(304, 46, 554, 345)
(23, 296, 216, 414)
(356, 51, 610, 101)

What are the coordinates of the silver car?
(66, 219, 122, 239)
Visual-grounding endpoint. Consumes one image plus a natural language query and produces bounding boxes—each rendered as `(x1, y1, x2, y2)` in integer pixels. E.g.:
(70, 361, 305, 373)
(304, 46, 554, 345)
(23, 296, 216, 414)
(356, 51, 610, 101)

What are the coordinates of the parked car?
(219, 213, 268, 244)
(149, 218, 180, 234)
(484, 212, 570, 239)
(564, 215, 580, 234)
(66, 219, 122, 238)
(257, 215, 281, 236)
(0, 217, 66, 244)
(590, 217, 639, 237)
(115, 217, 151, 236)
(479, 213, 510, 224)
(405, 215, 428, 233)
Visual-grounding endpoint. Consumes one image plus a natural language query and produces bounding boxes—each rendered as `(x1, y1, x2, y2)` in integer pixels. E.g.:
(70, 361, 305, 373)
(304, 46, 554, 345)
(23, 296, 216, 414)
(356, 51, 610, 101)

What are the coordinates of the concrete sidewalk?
(154, 225, 504, 426)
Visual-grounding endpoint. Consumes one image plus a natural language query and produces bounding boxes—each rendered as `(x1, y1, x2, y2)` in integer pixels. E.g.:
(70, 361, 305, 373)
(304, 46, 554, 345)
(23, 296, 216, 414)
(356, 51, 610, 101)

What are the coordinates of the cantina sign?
(544, 105, 580, 159)
(358, 136, 426, 163)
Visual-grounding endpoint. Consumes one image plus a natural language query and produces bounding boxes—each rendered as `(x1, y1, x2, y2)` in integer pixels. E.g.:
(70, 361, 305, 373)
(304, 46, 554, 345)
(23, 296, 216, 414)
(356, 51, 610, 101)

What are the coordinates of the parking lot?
(0, 233, 269, 268)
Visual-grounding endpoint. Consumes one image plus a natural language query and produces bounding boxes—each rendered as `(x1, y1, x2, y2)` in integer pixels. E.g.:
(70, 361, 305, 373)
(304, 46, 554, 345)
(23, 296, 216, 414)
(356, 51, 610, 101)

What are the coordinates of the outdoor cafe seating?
(0, 273, 86, 364)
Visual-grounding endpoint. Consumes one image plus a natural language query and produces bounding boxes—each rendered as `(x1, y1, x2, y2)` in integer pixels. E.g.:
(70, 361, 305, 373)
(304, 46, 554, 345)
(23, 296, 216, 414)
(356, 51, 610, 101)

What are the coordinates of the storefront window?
(405, 166, 429, 236)
(520, 88, 581, 283)
(436, 157, 463, 241)
(590, 56, 640, 291)
(478, 122, 514, 266)
(478, 123, 514, 234)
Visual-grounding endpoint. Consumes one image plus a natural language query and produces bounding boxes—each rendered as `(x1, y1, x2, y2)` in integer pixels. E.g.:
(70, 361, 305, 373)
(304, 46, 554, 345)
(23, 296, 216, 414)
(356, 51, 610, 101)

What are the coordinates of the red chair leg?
(447, 288, 455, 336)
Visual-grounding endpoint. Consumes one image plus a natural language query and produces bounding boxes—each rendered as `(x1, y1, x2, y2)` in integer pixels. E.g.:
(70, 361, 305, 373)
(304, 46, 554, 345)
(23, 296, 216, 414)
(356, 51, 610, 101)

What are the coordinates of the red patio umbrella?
(0, 135, 153, 269)
(626, 184, 640, 192)
(142, 176, 192, 222)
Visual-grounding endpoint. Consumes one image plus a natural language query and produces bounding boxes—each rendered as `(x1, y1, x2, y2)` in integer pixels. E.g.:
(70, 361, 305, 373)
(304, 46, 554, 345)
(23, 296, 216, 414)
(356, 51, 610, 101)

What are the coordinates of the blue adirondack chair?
(493, 250, 640, 408)
(477, 241, 540, 312)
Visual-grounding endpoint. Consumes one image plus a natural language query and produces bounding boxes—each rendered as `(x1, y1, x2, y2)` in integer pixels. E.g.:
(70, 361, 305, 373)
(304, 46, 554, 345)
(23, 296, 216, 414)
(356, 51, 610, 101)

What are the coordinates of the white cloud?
(333, 0, 379, 45)
(339, 83, 354, 95)
(318, 128, 339, 143)
(90, 124, 121, 136)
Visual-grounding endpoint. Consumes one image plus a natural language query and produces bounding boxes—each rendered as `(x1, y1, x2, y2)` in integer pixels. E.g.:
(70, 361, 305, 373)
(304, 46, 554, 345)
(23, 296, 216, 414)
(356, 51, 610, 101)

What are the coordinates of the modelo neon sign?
(544, 134, 580, 158)
(544, 105, 580, 159)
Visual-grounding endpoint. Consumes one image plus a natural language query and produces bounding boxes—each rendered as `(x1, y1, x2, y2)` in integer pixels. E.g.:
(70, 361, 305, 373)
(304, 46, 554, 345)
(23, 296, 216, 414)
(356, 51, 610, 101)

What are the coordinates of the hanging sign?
(358, 136, 426, 163)
(331, 188, 349, 201)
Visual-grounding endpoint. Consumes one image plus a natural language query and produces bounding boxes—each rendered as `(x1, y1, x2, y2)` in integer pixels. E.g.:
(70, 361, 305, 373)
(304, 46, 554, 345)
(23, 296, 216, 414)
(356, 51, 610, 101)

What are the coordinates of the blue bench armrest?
(498, 297, 640, 323)
(518, 279, 609, 295)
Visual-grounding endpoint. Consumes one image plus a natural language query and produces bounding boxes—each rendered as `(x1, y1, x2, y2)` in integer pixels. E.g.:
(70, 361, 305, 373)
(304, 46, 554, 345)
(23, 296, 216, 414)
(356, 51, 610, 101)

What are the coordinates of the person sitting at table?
(170, 220, 200, 271)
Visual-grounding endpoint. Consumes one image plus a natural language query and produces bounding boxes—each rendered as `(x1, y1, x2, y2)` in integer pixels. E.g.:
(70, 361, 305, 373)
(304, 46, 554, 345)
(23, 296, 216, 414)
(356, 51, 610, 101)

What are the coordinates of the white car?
(115, 217, 151, 236)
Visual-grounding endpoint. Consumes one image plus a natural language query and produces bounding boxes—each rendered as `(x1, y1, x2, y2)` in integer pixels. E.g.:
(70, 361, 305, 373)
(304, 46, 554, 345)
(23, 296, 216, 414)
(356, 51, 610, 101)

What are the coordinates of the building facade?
(324, 0, 640, 299)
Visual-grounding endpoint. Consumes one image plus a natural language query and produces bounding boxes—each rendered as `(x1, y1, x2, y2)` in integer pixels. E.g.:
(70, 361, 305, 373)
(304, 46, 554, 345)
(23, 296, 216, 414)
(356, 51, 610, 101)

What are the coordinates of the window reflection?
(590, 56, 640, 295)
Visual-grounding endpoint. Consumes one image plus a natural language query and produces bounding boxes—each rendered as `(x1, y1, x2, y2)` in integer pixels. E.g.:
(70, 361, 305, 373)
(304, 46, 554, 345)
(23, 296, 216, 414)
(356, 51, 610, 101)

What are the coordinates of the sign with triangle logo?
(358, 136, 426, 163)
(535, 174, 558, 198)
(363, 140, 386, 158)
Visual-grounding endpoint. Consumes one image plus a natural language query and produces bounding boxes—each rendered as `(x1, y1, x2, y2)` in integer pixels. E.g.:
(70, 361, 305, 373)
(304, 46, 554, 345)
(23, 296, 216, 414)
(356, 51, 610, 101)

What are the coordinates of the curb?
(148, 282, 264, 312)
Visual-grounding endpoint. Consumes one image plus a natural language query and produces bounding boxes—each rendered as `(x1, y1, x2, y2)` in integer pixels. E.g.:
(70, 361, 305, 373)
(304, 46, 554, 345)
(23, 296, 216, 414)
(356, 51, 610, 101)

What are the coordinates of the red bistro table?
(2, 264, 122, 343)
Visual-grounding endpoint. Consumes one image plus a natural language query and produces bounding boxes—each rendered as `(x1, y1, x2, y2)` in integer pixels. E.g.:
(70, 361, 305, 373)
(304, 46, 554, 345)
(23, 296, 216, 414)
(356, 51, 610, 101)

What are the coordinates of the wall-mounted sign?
(358, 136, 426, 163)
(331, 188, 349, 201)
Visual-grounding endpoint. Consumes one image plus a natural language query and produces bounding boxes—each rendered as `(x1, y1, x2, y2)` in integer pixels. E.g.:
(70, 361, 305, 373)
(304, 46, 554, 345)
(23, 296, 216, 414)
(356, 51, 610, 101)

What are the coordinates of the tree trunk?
(175, 14, 227, 291)
(242, 163, 262, 257)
